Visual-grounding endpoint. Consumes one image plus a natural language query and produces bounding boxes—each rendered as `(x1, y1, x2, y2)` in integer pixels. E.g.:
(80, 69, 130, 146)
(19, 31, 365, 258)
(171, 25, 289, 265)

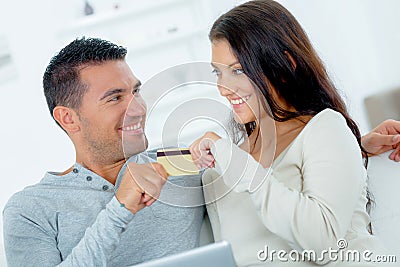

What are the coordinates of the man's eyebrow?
(99, 81, 141, 101)
(99, 88, 126, 101)
(211, 61, 240, 68)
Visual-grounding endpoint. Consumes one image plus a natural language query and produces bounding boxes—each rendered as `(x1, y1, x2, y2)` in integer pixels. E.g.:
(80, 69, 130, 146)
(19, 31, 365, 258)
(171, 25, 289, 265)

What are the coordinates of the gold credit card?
(157, 148, 199, 176)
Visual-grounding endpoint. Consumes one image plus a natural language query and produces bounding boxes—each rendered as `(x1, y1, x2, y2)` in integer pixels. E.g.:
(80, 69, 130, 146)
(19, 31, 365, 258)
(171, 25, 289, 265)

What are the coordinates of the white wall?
(0, 1, 71, 265)
(1, 0, 400, 265)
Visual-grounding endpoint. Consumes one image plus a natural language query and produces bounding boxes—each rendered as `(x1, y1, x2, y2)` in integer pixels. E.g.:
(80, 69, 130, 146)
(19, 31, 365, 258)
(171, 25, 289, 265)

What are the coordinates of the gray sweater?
(3, 152, 204, 266)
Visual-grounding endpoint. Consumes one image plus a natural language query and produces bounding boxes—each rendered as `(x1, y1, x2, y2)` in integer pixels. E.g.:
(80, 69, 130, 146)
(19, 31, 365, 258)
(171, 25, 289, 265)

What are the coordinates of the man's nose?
(126, 97, 146, 117)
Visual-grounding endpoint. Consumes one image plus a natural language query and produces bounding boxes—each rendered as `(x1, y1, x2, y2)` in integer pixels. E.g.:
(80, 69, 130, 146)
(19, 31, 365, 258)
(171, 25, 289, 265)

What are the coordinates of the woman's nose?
(217, 77, 239, 97)
(217, 84, 233, 97)
(216, 73, 239, 97)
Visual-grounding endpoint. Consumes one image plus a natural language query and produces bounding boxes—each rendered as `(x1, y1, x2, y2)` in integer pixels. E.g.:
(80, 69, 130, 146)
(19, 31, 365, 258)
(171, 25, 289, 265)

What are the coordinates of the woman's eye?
(211, 69, 221, 77)
(233, 68, 244, 75)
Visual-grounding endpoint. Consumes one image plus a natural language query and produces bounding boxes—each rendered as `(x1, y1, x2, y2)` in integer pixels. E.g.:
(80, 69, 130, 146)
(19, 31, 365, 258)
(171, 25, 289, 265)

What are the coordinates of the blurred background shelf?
(61, 0, 190, 34)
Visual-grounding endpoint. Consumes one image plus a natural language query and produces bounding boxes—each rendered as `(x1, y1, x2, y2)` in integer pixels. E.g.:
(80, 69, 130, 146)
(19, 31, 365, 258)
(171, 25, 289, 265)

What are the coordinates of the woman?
(189, 1, 393, 266)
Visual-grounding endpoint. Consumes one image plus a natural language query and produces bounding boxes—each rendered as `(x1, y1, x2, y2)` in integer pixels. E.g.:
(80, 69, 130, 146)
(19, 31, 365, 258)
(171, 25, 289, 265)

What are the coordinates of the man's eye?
(108, 96, 121, 102)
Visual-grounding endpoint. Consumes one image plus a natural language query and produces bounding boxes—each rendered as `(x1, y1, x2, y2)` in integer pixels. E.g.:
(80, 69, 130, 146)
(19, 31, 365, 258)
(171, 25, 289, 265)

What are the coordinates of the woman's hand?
(361, 119, 400, 161)
(189, 132, 222, 169)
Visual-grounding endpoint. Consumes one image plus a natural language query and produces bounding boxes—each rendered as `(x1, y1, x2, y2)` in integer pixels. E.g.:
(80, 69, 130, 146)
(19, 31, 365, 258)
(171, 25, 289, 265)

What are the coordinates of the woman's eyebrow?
(211, 61, 240, 68)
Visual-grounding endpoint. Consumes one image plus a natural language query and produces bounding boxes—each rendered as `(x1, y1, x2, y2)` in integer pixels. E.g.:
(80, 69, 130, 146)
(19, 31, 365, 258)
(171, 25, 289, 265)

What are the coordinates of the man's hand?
(115, 162, 168, 214)
(189, 132, 221, 169)
(361, 119, 400, 161)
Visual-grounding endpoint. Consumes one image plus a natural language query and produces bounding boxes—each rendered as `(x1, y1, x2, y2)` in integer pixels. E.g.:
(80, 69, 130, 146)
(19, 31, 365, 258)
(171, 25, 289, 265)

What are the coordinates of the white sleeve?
(202, 169, 222, 242)
(210, 114, 365, 257)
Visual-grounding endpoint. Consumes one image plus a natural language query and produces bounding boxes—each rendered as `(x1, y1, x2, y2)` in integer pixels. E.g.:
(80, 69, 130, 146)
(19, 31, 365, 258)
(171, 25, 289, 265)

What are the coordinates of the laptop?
(132, 241, 236, 267)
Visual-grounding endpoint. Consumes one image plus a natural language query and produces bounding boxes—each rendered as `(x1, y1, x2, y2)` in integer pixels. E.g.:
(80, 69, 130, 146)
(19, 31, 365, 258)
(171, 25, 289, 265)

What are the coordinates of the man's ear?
(53, 106, 80, 134)
(284, 51, 297, 70)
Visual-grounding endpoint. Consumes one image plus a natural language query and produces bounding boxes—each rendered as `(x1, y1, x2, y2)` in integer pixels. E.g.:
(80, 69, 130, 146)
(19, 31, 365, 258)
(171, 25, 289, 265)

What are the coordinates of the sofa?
(364, 88, 400, 128)
(368, 151, 400, 260)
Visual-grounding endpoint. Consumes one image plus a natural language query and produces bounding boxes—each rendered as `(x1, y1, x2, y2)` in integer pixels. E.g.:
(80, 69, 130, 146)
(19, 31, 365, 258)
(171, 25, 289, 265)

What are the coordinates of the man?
(3, 37, 204, 266)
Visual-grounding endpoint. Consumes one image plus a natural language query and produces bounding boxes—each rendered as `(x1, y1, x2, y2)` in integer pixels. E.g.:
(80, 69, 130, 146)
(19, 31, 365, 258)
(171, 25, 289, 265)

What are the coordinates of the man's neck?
(75, 154, 127, 185)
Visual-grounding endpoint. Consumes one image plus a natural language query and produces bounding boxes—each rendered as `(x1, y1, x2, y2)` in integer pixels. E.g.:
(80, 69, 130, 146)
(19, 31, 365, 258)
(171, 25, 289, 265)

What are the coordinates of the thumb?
(376, 134, 400, 145)
(199, 138, 214, 151)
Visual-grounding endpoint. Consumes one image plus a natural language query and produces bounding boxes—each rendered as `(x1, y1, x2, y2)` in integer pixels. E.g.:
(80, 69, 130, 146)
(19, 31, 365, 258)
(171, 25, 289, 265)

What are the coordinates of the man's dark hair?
(43, 37, 127, 128)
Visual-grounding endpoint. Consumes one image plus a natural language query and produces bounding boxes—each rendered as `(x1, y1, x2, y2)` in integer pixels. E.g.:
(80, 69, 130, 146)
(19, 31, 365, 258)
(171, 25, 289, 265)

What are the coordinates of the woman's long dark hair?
(210, 0, 373, 233)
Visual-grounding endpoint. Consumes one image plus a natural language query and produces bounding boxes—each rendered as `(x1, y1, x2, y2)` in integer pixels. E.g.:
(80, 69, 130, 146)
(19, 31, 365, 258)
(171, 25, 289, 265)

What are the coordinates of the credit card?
(157, 148, 199, 176)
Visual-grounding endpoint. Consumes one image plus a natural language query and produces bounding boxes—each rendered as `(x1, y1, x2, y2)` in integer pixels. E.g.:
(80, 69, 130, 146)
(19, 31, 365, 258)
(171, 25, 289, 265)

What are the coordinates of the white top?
(203, 109, 389, 266)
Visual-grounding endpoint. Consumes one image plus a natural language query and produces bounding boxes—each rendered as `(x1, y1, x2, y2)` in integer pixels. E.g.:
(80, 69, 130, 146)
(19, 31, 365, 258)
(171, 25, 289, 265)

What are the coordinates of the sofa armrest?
(368, 151, 400, 259)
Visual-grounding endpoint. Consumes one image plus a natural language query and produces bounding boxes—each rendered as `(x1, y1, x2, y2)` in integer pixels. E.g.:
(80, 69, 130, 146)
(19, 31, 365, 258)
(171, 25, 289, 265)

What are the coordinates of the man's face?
(77, 60, 148, 164)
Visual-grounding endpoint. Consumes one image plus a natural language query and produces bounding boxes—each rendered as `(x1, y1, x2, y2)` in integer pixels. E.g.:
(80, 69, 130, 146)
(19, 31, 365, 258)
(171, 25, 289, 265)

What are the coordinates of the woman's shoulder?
(307, 108, 346, 127)
(301, 108, 357, 148)
(299, 108, 347, 136)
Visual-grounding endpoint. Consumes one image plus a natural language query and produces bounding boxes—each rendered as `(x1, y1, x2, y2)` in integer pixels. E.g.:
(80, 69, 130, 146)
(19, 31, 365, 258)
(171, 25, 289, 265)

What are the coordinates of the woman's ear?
(284, 51, 297, 70)
(53, 106, 80, 134)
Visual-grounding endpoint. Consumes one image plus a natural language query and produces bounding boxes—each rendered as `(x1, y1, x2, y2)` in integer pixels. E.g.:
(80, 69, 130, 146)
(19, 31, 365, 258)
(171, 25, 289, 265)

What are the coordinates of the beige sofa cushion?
(364, 88, 400, 128)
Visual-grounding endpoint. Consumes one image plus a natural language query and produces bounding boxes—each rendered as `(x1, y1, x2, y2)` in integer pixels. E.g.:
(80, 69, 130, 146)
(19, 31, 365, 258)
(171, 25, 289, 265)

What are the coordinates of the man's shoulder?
(3, 177, 54, 213)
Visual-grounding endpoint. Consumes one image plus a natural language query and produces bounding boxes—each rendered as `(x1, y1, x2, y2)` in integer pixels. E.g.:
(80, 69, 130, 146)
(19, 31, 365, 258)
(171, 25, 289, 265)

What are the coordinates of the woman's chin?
(233, 113, 254, 125)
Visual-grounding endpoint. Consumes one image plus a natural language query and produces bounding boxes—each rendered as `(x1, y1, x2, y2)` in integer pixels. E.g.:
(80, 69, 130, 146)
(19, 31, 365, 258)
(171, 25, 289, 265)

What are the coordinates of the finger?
(200, 148, 212, 159)
(192, 147, 204, 166)
(192, 140, 203, 159)
(391, 134, 400, 145)
(394, 152, 400, 162)
(199, 158, 214, 169)
(389, 147, 397, 160)
(385, 119, 400, 133)
(152, 163, 169, 179)
(390, 146, 400, 162)
(194, 153, 209, 166)
(192, 151, 201, 164)
(374, 134, 400, 146)
(199, 138, 213, 152)
(141, 193, 153, 203)
(189, 141, 199, 160)
(199, 156, 215, 168)
(189, 143, 196, 158)
(145, 198, 156, 206)
(133, 174, 155, 197)
(203, 154, 215, 162)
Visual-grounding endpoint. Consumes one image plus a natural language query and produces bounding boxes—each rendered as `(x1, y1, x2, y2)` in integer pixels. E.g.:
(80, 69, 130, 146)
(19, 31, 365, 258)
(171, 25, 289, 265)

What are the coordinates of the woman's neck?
(246, 115, 311, 167)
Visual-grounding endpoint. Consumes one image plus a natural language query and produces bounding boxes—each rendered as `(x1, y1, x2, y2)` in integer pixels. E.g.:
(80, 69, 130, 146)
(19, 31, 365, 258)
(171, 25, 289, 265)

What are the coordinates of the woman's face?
(211, 39, 262, 125)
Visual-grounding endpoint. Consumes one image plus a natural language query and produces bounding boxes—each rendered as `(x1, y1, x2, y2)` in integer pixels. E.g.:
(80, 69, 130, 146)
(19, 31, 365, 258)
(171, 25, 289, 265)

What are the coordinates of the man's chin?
(122, 136, 148, 158)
